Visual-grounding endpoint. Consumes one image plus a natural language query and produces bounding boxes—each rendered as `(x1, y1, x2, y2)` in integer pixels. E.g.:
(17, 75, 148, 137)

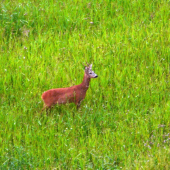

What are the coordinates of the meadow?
(0, 0, 170, 169)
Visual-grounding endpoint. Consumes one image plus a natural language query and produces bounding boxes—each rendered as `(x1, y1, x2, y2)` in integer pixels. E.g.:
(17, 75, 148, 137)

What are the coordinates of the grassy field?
(0, 0, 170, 169)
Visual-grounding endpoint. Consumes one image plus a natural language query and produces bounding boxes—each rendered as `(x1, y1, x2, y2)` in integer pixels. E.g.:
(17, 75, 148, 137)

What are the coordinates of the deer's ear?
(85, 66, 89, 73)
(89, 64, 92, 69)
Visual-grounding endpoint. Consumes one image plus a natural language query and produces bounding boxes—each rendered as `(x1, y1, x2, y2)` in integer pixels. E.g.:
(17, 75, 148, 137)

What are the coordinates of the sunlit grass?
(0, 0, 170, 169)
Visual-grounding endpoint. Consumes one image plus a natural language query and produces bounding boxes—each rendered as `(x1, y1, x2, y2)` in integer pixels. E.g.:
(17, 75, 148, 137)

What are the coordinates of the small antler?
(82, 62, 90, 67)
(86, 62, 89, 65)
(82, 62, 86, 68)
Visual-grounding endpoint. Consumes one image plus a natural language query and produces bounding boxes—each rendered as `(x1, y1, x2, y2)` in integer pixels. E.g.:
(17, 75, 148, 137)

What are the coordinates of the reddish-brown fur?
(41, 64, 97, 112)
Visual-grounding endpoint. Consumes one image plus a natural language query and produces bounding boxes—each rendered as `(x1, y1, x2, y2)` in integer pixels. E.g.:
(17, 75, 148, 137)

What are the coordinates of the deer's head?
(85, 64, 98, 78)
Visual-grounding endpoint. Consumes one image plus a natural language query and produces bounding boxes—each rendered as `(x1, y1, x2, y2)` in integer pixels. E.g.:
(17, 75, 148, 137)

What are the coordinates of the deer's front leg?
(76, 100, 83, 110)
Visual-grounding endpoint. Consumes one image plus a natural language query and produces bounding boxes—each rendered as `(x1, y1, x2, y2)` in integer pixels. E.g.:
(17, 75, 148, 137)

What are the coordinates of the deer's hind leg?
(41, 104, 51, 114)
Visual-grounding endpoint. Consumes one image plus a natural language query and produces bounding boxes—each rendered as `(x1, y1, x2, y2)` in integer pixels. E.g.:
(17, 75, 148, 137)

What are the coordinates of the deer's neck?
(81, 74, 91, 89)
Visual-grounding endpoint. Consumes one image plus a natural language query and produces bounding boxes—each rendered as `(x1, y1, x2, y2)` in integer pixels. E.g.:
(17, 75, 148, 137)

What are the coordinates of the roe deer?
(41, 64, 98, 112)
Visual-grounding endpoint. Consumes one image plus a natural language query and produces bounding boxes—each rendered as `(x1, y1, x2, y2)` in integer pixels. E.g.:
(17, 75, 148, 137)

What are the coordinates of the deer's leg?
(76, 100, 82, 110)
(41, 104, 46, 114)
(41, 104, 51, 114)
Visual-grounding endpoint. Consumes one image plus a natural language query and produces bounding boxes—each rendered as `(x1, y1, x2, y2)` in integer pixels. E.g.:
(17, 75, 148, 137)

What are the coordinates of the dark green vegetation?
(0, 0, 170, 169)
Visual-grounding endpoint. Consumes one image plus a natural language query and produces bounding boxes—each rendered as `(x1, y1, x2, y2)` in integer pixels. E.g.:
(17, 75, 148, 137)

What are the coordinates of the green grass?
(0, 0, 170, 169)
